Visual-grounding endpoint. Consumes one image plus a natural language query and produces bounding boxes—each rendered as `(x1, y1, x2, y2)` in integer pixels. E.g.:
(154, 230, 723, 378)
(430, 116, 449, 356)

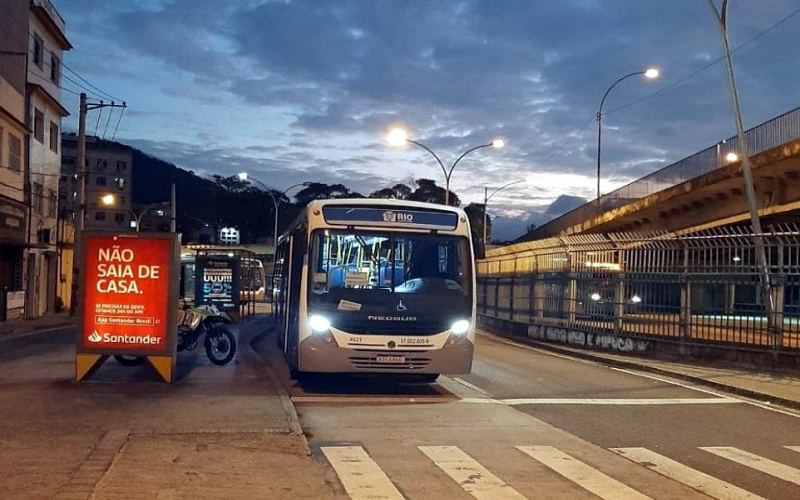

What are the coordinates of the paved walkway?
(0, 315, 337, 500)
(482, 329, 800, 410)
(0, 312, 75, 338)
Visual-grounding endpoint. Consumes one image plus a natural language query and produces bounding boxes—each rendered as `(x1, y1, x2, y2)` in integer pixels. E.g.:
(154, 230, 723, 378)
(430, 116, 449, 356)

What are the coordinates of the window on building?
(0, 126, 4, 167)
(33, 33, 43, 69)
(34, 109, 44, 143)
(48, 190, 57, 218)
(116, 160, 127, 172)
(50, 53, 60, 84)
(33, 183, 43, 214)
(9, 134, 21, 171)
(96, 176, 107, 186)
(95, 211, 106, 221)
(63, 156, 75, 166)
(49, 122, 59, 152)
(114, 213, 125, 223)
(96, 159, 107, 171)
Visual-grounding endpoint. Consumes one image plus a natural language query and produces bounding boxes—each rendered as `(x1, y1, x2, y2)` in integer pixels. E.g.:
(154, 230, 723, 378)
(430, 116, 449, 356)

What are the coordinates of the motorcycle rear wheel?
(114, 355, 146, 366)
(204, 326, 237, 366)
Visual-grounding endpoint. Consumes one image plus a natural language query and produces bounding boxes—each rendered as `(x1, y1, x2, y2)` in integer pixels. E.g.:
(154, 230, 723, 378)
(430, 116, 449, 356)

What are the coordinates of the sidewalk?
(485, 329, 800, 411)
(0, 315, 338, 500)
(0, 311, 75, 338)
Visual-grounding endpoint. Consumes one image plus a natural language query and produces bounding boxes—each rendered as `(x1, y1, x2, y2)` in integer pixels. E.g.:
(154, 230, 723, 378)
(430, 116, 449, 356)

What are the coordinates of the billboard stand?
(75, 232, 180, 383)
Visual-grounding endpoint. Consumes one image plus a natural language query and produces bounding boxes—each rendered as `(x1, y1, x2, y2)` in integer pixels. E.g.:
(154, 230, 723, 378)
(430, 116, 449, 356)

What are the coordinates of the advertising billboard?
(195, 256, 240, 311)
(78, 233, 178, 355)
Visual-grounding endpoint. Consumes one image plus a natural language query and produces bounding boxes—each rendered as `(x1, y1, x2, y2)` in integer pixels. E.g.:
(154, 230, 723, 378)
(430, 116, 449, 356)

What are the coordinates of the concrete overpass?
(519, 106, 800, 240)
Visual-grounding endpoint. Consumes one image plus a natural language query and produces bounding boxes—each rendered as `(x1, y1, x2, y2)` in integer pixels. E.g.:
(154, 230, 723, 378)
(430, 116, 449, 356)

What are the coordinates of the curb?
(245, 321, 308, 451)
(0, 322, 75, 343)
(485, 330, 800, 412)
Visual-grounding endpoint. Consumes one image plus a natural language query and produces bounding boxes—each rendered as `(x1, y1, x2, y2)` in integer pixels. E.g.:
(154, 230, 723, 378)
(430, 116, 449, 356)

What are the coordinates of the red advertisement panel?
(81, 235, 172, 352)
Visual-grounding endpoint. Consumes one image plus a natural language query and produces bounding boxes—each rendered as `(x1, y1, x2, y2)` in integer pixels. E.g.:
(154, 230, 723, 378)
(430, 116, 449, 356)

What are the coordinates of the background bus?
(273, 199, 476, 380)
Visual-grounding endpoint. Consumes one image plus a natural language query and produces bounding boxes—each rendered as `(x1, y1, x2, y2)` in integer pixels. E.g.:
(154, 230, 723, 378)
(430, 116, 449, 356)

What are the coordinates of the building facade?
(0, 0, 30, 320)
(61, 133, 133, 231)
(24, 0, 71, 318)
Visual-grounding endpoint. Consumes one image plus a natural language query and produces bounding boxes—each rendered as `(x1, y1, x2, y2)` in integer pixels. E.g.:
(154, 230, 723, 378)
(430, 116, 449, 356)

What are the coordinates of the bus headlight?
(309, 315, 331, 333)
(450, 320, 470, 336)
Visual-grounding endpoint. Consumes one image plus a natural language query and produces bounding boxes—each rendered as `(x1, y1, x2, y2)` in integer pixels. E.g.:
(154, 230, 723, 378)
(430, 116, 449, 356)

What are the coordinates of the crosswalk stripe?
(610, 447, 765, 500)
(517, 446, 652, 500)
(321, 446, 405, 500)
(786, 446, 800, 454)
(418, 446, 528, 500)
(700, 447, 800, 486)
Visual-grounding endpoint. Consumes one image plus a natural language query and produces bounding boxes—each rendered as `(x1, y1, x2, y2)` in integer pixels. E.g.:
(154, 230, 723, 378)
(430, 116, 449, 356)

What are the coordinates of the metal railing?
(478, 224, 800, 357)
(526, 106, 800, 239)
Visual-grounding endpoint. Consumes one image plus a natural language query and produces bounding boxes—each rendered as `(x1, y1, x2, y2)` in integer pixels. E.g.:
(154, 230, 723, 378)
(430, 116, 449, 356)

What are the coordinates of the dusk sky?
(56, 0, 800, 236)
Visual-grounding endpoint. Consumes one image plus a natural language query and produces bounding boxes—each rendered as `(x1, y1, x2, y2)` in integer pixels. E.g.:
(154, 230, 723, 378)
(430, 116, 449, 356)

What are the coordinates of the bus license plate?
(376, 355, 405, 364)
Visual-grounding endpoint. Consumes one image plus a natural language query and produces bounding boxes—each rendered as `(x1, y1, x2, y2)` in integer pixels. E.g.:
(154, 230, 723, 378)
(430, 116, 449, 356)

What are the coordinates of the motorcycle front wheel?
(204, 326, 237, 366)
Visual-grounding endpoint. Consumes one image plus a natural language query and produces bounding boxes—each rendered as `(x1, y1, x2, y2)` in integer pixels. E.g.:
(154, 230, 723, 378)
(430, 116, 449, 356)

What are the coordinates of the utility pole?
(69, 94, 127, 316)
(706, 0, 774, 333)
(170, 183, 177, 233)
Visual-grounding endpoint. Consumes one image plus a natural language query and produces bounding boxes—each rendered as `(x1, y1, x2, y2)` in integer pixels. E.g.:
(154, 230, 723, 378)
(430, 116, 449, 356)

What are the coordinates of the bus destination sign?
(322, 207, 458, 230)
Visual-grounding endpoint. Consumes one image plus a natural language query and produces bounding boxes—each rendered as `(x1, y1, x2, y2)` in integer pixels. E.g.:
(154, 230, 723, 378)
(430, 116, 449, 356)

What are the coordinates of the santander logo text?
(86, 331, 162, 345)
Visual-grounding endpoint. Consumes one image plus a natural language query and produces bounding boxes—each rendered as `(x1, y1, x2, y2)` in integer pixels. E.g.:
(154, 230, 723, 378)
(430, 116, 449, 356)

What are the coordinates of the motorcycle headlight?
(450, 319, 470, 336)
(309, 315, 331, 333)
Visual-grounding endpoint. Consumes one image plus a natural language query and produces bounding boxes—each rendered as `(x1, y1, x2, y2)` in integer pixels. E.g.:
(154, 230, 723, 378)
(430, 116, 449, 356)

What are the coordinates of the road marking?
(452, 377, 492, 396)
(786, 446, 800, 453)
(501, 397, 739, 405)
(516, 446, 652, 500)
(611, 447, 765, 500)
(321, 446, 405, 500)
(292, 395, 455, 404)
(700, 447, 800, 486)
(419, 446, 527, 500)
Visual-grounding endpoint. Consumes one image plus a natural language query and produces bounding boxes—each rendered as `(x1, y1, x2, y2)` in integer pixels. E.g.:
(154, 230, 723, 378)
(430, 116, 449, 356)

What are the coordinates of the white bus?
(273, 199, 476, 380)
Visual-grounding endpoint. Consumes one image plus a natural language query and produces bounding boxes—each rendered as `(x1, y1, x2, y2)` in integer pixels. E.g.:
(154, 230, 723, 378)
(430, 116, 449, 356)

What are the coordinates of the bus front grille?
(349, 353, 431, 370)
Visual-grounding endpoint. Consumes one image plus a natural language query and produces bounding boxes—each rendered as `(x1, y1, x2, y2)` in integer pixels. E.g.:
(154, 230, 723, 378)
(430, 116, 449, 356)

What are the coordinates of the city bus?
(273, 199, 476, 380)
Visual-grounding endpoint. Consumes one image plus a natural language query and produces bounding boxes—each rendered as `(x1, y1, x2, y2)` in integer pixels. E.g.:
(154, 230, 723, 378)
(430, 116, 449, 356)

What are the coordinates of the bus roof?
(305, 198, 468, 217)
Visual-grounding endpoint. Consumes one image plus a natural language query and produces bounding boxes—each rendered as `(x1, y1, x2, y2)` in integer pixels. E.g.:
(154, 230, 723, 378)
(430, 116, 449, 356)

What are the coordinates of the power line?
(111, 107, 125, 141)
(607, 5, 800, 115)
(538, 114, 595, 167)
(62, 63, 123, 102)
(93, 106, 103, 136)
(102, 107, 114, 139)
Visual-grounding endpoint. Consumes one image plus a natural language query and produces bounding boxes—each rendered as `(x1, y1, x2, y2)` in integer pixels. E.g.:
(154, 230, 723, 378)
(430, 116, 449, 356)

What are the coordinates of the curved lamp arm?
(449, 143, 492, 180)
(407, 139, 447, 181)
(486, 179, 526, 204)
(598, 71, 645, 116)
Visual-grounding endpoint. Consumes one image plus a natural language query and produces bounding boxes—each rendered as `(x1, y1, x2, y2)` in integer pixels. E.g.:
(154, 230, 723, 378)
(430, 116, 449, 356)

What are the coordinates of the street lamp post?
(706, 0, 774, 335)
(596, 67, 659, 199)
(237, 173, 309, 254)
(387, 129, 504, 206)
(482, 179, 527, 245)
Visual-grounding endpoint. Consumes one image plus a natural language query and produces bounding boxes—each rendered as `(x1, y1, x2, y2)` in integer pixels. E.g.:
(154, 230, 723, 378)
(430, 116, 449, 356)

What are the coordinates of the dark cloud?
(56, 0, 800, 226)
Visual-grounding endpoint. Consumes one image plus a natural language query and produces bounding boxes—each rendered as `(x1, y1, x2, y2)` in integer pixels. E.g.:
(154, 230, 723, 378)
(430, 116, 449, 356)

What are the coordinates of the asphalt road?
(274, 330, 800, 500)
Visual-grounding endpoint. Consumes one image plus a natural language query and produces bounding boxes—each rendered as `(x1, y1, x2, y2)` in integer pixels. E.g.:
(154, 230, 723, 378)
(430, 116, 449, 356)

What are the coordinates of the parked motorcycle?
(113, 301, 237, 366)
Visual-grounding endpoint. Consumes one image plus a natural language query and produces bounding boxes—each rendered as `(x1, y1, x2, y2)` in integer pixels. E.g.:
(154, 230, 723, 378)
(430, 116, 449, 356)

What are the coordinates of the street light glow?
(725, 152, 739, 163)
(644, 68, 660, 79)
(237, 172, 248, 181)
(492, 139, 505, 149)
(386, 128, 408, 147)
(101, 194, 115, 206)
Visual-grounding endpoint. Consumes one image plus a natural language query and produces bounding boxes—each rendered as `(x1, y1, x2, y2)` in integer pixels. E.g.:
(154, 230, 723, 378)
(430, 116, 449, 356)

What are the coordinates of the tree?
(294, 182, 353, 206)
(464, 203, 491, 244)
(408, 179, 461, 206)
(370, 183, 413, 200)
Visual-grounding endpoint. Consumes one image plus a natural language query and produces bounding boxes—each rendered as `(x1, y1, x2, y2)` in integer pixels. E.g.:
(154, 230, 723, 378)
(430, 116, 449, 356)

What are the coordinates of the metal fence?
(477, 224, 800, 356)
(527, 106, 800, 239)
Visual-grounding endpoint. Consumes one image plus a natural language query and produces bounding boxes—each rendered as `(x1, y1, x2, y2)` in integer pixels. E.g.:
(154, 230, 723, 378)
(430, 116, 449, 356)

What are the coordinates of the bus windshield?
(309, 230, 471, 305)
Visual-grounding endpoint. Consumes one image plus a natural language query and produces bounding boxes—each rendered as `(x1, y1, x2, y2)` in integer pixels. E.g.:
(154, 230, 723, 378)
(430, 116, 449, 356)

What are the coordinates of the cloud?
(55, 0, 800, 224)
